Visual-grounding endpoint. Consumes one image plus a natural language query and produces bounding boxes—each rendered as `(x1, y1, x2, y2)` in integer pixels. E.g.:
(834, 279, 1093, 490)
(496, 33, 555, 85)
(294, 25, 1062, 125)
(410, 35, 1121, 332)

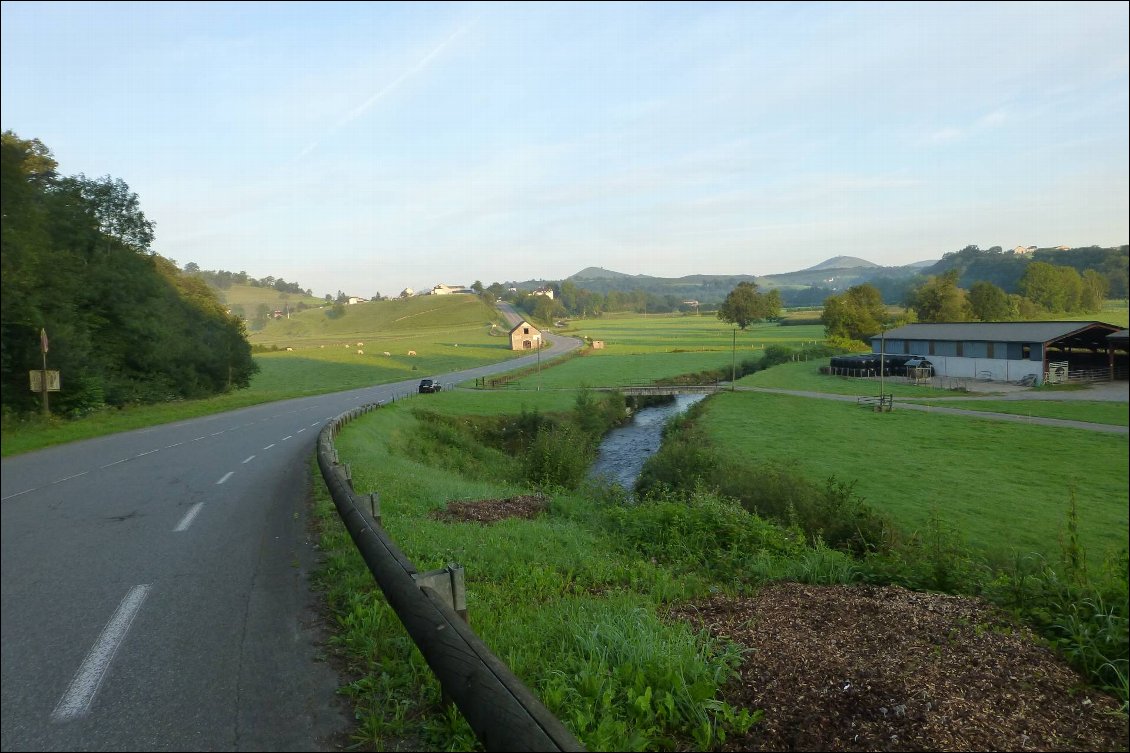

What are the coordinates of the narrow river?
(587, 393, 708, 489)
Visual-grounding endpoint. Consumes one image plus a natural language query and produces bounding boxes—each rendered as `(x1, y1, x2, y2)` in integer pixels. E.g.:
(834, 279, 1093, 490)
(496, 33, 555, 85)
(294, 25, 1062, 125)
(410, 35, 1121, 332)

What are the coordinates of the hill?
(248, 294, 502, 346)
(804, 256, 880, 271)
(219, 284, 326, 314)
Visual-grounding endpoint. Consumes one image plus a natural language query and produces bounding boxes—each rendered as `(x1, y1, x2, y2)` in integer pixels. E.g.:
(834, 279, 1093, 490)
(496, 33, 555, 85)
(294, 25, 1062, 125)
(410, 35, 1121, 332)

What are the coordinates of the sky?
(2, 1, 1127, 300)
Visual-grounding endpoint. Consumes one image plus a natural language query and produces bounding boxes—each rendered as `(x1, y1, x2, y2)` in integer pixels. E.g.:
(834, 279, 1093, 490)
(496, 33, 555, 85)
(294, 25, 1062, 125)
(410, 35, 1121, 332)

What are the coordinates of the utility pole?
(537, 336, 542, 391)
(39, 328, 49, 417)
(731, 328, 736, 391)
(879, 325, 886, 405)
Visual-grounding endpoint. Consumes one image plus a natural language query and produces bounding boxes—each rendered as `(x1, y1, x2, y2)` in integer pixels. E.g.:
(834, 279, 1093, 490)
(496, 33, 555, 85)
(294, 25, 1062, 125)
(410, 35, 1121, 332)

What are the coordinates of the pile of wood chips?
(667, 582, 1128, 751)
(430, 494, 549, 524)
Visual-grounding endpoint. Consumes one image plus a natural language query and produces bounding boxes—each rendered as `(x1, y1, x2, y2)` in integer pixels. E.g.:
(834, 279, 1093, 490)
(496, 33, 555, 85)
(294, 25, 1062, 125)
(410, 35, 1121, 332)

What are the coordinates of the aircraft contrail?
(296, 26, 468, 161)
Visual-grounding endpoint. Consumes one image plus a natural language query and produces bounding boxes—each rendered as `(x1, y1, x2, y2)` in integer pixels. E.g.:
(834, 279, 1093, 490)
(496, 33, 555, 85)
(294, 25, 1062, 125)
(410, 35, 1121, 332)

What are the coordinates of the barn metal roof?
(870, 321, 1121, 345)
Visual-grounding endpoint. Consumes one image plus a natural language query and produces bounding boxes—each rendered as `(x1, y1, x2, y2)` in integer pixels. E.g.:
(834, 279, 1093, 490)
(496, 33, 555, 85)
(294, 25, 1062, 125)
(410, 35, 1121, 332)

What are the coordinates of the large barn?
(869, 321, 1127, 385)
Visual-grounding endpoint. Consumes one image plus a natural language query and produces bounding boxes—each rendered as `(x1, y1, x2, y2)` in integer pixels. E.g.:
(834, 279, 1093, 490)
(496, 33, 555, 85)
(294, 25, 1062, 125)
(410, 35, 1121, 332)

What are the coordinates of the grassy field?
(698, 390, 1128, 563)
(902, 399, 1130, 426)
(217, 283, 326, 311)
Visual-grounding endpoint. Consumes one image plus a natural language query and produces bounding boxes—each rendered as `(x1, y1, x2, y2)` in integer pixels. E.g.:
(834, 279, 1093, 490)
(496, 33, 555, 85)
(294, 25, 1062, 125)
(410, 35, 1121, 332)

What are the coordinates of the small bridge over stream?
(590, 384, 727, 396)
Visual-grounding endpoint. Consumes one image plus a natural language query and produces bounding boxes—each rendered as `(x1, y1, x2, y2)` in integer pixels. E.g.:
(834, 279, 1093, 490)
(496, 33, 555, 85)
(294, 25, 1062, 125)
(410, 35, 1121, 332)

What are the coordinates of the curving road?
(1, 315, 580, 751)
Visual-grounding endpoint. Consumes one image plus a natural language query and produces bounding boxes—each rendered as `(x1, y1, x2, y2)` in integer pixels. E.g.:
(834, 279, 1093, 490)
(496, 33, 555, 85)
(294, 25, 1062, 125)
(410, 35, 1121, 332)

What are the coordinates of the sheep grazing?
(357, 342, 364, 347)
(357, 349, 364, 355)
(383, 351, 391, 357)
(285, 347, 294, 351)
(407, 350, 417, 356)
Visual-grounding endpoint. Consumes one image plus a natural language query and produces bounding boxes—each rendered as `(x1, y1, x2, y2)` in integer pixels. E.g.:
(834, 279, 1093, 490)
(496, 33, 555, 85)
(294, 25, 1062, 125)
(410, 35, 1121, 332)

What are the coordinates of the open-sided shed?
(869, 321, 1126, 385)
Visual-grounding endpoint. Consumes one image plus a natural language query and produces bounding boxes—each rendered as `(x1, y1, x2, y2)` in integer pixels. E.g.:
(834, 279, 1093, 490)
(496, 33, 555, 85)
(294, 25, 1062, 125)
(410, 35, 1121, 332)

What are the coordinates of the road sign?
(29, 370, 61, 392)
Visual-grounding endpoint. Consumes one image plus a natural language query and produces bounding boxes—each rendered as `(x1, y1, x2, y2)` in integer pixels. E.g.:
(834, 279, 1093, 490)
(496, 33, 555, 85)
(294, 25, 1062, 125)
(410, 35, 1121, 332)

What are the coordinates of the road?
(1, 318, 580, 752)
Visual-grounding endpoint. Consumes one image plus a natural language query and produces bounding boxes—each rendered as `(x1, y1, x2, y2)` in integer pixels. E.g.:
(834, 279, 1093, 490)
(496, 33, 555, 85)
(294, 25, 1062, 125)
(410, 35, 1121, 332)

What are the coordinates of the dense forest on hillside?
(0, 132, 257, 419)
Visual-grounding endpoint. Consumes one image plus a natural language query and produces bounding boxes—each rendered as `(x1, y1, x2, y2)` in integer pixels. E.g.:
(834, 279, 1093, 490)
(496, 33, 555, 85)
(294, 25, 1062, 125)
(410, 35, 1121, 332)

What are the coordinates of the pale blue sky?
(3, 1, 1127, 299)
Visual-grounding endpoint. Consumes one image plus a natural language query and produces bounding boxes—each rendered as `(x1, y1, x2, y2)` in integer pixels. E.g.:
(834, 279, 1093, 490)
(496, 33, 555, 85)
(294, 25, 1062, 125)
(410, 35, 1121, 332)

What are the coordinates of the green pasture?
(698, 390, 1129, 563)
(249, 294, 504, 348)
(564, 313, 825, 353)
(220, 283, 325, 310)
(902, 399, 1130, 426)
(492, 315, 825, 390)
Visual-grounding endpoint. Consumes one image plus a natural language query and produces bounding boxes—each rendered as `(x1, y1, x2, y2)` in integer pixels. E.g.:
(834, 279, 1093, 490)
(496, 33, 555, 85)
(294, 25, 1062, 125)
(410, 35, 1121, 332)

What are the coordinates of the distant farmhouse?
(431, 283, 474, 295)
(532, 288, 554, 299)
(345, 296, 366, 305)
(509, 320, 542, 351)
(1011, 245, 1038, 255)
(870, 321, 1127, 385)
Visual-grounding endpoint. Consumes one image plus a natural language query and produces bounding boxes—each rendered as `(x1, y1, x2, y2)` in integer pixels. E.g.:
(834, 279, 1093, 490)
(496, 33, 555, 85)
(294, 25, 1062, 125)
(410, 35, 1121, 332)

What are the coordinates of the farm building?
(869, 321, 1127, 385)
(509, 321, 542, 351)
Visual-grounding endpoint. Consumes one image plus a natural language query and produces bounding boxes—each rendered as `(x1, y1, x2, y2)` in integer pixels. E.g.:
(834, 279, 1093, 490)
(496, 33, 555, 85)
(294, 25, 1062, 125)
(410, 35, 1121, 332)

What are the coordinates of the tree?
(821, 283, 886, 341)
(1080, 270, 1108, 312)
(967, 280, 1011, 321)
(56, 174, 155, 254)
(471, 280, 484, 293)
(909, 269, 972, 322)
(1020, 262, 1084, 312)
(717, 282, 780, 329)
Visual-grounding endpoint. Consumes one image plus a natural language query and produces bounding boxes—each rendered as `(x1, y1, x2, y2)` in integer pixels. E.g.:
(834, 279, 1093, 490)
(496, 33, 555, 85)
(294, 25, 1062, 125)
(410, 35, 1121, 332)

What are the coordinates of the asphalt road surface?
(1, 324, 579, 752)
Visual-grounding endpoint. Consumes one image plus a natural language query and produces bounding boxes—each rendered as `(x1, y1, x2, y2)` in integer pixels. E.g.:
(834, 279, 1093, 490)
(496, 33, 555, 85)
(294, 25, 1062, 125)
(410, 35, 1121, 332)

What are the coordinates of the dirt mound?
(430, 494, 549, 524)
(668, 582, 1127, 751)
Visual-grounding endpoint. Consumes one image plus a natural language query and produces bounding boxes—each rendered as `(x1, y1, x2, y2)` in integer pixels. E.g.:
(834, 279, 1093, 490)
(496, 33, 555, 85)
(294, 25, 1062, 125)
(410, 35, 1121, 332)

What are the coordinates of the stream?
(587, 393, 708, 490)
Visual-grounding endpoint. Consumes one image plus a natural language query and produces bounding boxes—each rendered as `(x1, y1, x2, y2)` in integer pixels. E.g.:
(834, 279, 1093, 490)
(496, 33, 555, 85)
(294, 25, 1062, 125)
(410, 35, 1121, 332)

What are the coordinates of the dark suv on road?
(418, 378, 442, 394)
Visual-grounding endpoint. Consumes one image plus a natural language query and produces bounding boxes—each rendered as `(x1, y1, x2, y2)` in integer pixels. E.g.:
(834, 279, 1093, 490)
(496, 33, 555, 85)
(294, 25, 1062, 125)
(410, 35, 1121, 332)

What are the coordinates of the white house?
(431, 283, 474, 295)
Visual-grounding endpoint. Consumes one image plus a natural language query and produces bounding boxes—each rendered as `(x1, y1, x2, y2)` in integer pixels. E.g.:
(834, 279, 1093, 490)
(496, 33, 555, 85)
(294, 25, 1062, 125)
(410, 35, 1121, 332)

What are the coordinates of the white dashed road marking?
(216, 472, 234, 485)
(174, 503, 204, 532)
(242, 455, 255, 464)
(51, 584, 152, 722)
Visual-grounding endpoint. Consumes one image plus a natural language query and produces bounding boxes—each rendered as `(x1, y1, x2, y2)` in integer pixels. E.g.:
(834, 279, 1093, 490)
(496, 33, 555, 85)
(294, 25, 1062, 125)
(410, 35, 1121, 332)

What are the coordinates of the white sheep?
(357, 349, 364, 355)
(357, 342, 364, 347)
(285, 347, 294, 352)
(383, 351, 391, 357)
(407, 350, 417, 356)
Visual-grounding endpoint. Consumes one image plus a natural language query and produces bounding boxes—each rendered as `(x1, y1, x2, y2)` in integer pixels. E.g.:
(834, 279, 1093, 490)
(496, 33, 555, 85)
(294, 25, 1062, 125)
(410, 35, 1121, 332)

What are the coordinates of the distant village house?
(431, 283, 474, 295)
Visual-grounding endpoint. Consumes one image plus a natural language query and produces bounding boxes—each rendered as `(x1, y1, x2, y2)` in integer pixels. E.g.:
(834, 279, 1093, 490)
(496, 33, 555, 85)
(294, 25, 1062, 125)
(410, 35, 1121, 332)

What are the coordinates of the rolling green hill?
(218, 284, 326, 314)
(248, 295, 505, 347)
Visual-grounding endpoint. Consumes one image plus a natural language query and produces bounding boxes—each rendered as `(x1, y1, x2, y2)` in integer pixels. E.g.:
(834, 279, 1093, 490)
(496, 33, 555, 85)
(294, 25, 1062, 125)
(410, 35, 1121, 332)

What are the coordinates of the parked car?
(418, 378, 442, 394)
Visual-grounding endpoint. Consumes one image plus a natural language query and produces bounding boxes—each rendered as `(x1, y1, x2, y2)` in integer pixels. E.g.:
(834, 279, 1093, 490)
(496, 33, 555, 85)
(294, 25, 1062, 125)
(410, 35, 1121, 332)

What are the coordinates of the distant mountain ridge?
(508, 245, 1127, 306)
(803, 256, 880, 271)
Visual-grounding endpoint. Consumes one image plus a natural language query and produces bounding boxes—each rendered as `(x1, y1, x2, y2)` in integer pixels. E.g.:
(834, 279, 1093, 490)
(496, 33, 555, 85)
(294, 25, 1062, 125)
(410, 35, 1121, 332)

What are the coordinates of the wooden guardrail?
(317, 404, 584, 752)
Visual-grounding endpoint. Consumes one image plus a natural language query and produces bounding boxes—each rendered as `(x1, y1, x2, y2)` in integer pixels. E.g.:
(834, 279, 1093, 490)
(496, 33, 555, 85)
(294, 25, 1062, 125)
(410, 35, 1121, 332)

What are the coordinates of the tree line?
(182, 262, 314, 297)
(1, 131, 258, 419)
(821, 263, 1114, 345)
